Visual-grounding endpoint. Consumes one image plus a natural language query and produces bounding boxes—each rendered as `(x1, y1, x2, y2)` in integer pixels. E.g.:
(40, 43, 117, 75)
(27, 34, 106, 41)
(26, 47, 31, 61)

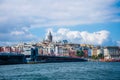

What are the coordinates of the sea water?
(0, 62, 120, 80)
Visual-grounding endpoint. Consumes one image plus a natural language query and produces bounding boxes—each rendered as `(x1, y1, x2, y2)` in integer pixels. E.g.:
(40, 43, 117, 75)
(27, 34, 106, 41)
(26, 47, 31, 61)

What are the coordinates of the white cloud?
(117, 41, 120, 46)
(0, 41, 19, 46)
(0, 0, 119, 45)
(0, 0, 119, 27)
(0, 29, 38, 45)
(11, 31, 25, 35)
(52, 28, 110, 45)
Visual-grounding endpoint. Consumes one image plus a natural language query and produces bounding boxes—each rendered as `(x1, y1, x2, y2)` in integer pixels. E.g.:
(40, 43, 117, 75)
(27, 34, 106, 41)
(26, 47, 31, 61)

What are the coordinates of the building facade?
(104, 46, 120, 59)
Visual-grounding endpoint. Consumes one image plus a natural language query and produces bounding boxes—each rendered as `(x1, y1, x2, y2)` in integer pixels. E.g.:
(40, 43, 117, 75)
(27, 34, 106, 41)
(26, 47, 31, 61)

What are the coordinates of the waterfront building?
(42, 47, 49, 55)
(54, 44, 69, 56)
(0, 47, 5, 52)
(88, 48, 92, 57)
(69, 49, 77, 57)
(48, 43, 55, 56)
(4, 46, 11, 53)
(0, 46, 22, 54)
(19, 43, 33, 55)
(37, 46, 43, 55)
(91, 47, 98, 56)
(0, 46, 13, 53)
(54, 45, 63, 56)
(104, 46, 120, 59)
(21, 46, 31, 55)
(97, 47, 104, 56)
(56, 46, 64, 56)
(83, 49, 88, 58)
(54, 46, 58, 56)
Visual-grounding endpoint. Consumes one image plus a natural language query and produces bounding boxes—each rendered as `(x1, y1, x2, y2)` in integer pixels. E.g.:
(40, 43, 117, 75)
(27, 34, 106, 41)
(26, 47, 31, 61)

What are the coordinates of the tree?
(76, 50, 84, 57)
(91, 55, 98, 60)
(98, 53, 104, 59)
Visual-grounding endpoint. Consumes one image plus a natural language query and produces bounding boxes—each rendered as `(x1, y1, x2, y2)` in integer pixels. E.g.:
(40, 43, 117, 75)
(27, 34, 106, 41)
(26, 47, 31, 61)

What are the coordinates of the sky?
(0, 0, 120, 46)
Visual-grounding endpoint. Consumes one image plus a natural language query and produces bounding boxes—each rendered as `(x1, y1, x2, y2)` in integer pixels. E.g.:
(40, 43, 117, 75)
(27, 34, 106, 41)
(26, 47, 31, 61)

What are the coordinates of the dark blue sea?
(0, 62, 120, 80)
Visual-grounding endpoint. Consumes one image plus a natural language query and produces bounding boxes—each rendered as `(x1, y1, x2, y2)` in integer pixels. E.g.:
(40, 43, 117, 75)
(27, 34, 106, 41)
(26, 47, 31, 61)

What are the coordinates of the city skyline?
(0, 0, 120, 46)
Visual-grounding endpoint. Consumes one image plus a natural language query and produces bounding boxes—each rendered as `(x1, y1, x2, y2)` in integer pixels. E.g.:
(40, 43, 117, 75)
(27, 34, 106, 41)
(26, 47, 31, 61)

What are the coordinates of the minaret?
(47, 31, 52, 42)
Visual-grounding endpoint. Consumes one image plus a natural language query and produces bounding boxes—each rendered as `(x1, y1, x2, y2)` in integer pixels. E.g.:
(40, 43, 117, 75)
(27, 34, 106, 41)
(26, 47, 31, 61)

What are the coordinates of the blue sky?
(0, 0, 120, 46)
